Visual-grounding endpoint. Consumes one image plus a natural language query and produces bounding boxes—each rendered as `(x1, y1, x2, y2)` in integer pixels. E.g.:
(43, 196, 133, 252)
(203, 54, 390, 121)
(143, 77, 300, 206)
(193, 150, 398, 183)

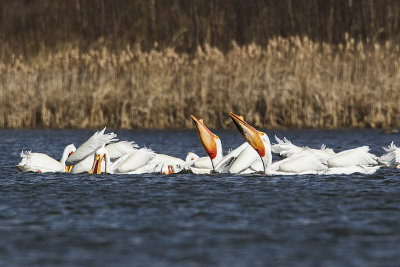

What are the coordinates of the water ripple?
(0, 129, 399, 266)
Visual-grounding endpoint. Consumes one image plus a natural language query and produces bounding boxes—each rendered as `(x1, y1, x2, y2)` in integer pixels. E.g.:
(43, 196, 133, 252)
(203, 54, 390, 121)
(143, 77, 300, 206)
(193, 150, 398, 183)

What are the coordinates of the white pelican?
(191, 115, 223, 170)
(230, 112, 334, 175)
(230, 112, 380, 175)
(71, 141, 139, 174)
(378, 142, 400, 169)
(16, 144, 76, 173)
(190, 115, 259, 174)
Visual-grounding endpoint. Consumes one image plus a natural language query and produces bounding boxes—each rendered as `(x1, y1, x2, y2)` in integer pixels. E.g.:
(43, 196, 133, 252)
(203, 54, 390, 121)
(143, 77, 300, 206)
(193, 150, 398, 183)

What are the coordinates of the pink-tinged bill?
(229, 112, 266, 158)
(191, 115, 218, 159)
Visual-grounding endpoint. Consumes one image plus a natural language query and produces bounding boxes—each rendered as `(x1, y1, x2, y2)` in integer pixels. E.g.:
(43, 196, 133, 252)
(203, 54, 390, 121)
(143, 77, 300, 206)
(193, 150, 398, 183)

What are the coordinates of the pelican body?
(230, 112, 380, 175)
(16, 144, 76, 173)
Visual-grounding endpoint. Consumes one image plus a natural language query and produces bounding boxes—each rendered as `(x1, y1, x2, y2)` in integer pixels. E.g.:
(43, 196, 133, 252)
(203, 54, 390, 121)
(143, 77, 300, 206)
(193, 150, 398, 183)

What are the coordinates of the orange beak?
(65, 165, 72, 173)
(89, 154, 104, 174)
(191, 115, 218, 159)
(162, 165, 174, 175)
(65, 151, 74, 172)
(229, 112, 266, 158)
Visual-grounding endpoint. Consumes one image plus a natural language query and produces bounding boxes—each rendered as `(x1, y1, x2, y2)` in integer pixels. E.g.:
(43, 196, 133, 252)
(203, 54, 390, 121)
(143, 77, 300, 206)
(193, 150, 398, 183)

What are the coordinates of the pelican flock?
(16, 113, 400, 175)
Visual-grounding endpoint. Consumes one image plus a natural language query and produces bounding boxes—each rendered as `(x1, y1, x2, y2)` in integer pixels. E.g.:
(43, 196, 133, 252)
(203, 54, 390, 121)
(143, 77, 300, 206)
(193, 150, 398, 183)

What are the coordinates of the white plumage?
(66, 127, 117, 166)
(116, 148, 156, 173)
(272, 152, 328, 173)
(379, 142, 400, 168)
(16, 144, 76, 173)
(272, 135, 335, 158)
(70, 140, 138, 174)
(230, 112, 380, 176)
(326, 146, 378, 168)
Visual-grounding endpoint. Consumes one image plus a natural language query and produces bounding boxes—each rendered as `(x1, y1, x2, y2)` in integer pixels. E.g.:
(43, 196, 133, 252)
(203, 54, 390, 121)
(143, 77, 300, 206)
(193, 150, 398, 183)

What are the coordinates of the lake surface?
(0, 129, 399, 266)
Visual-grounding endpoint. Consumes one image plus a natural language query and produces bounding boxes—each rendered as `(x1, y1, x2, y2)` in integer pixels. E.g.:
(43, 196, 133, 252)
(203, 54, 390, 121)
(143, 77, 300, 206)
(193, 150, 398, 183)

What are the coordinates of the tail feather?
(379, 142, 400, 167)
(383, 141, 397, 153)
(20, 150, 31, 158)
(271, 136, 303, 157)
(66, 128, 118, 165)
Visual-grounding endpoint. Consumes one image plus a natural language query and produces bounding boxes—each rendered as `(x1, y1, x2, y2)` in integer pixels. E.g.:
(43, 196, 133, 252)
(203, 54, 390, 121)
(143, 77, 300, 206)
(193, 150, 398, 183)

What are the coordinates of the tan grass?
(1, 37, 400, 129)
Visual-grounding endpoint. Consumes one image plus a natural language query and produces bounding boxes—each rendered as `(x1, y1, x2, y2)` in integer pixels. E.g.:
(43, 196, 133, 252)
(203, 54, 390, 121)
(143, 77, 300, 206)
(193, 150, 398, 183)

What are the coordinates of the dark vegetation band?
(1, 0, 399, 58)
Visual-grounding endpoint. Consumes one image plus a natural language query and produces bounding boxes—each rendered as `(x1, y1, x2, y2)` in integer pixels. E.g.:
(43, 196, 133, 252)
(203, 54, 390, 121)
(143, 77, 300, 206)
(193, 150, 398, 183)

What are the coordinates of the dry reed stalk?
(1, 37, 400, 129)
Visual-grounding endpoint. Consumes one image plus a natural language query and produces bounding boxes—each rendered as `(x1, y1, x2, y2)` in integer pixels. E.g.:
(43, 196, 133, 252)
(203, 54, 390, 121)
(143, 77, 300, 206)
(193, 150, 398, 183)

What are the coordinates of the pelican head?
(161, 163, 177, 175)
(89, 147, 108, 174)
(229, 112, 272, 172)
(186, 152, 200, 162)
(61, 144, 76, 173)
(191, 115, 223, 169)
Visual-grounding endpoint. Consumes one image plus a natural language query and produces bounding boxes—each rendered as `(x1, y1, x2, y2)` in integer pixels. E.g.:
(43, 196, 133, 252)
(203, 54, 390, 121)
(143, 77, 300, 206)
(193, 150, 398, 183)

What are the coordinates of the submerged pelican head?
(161, 163, 177, 175)
(185, 152, 200, 163)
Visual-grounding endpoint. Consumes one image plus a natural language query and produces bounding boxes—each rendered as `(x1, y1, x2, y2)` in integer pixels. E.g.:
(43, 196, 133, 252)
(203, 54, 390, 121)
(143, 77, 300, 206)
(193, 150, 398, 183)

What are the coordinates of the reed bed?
(1, 36, 400, 129)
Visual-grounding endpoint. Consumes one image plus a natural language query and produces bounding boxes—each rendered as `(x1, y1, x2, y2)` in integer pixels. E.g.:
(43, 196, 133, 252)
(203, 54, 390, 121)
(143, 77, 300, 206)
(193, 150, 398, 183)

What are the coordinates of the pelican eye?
(214, 135, 219, 139)
(258, 132, 265, 136)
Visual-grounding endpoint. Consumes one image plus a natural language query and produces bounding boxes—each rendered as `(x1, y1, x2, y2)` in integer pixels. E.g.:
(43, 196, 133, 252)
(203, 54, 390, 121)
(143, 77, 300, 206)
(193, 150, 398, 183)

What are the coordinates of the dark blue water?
(0, 129, 400, 266)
